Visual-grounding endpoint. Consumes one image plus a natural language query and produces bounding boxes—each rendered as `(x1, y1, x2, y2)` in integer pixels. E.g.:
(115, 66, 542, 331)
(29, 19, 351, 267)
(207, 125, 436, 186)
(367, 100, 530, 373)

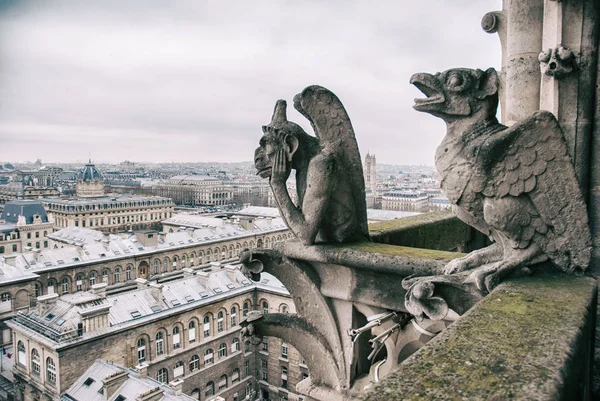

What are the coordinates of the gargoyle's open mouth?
(410, 73, 444, 110)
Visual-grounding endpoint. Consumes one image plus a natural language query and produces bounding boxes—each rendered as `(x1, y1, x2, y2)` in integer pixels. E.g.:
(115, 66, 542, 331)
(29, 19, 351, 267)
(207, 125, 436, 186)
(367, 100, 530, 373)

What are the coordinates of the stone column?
(504, 0, 544, 125)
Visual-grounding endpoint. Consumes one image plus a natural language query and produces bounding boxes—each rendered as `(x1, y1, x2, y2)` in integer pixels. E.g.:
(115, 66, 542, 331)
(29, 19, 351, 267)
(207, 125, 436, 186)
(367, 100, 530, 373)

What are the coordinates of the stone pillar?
(504, 0, 544, 124)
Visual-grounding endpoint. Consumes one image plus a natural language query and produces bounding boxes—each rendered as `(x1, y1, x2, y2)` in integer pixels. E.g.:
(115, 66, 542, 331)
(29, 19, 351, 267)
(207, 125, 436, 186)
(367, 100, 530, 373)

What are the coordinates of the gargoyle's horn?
(271, 99, 288, 125)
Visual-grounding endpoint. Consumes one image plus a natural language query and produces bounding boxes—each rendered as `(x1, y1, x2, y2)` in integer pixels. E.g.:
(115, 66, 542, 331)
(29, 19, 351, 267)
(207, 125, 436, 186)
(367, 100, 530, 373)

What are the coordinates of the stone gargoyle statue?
(404, 67, 591, 305)
(254, 85, 369, 245)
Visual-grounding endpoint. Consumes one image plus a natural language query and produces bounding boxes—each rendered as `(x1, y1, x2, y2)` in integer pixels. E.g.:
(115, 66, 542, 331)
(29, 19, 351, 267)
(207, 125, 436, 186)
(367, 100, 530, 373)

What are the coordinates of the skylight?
(130, 310, 141, 318)
(83, 377, 95, 386)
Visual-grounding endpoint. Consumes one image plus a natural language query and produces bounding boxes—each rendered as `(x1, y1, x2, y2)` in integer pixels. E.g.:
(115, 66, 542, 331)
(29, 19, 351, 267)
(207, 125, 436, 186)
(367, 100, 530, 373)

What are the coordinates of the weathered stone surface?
(411, 67, 592, 294)
(363, 274, 598, 401)
(254, 86, 369, 245)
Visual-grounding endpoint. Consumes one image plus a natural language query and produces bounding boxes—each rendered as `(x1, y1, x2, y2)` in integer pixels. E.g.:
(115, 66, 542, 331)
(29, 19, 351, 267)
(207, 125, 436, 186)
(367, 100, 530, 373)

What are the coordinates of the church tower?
(364, 152, 377, 194)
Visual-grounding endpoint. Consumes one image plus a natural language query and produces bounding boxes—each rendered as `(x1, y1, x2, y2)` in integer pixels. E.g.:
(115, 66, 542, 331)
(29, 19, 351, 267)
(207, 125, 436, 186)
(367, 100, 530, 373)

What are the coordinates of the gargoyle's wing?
(480, 110, 591, 271)
(293, 85, 369, 238)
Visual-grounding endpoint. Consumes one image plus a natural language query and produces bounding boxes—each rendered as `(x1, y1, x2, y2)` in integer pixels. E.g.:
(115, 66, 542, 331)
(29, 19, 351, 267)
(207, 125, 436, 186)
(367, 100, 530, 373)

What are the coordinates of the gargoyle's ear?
(284, 134, 299, 162)
(475, 68, 499, 99)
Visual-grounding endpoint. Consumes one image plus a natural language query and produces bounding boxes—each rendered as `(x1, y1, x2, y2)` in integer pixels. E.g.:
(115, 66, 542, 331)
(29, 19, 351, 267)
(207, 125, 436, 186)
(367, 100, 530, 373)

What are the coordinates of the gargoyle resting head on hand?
(254, 86, 369, 245)
(410, 68, 499, 125)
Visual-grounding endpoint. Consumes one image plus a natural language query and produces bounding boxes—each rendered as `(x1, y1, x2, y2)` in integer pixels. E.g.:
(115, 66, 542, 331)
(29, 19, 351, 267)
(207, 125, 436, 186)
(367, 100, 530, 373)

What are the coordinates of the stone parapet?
(362, 274, 598, 401)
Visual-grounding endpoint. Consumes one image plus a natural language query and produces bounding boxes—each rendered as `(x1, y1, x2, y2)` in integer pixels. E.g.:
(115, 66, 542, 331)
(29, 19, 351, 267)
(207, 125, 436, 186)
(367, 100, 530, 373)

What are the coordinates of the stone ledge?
(368, 211, 488, 252)
(362, 274, 598, 401)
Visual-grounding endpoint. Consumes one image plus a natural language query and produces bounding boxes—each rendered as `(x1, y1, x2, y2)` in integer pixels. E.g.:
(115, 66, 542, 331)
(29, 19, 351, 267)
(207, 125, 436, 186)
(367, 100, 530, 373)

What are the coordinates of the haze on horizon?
(0, 0, 501, 166)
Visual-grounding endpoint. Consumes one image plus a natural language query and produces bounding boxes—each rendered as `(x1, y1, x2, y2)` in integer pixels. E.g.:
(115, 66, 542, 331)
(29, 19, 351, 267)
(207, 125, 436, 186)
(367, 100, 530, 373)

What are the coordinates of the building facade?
(364, 153, 376, 195)
(381, 190, 429, 212)
(42, 194, 174, 233)
(8, 268, 304, 401)
(0, 200, 56, 256)
(151, 176, 234, 207)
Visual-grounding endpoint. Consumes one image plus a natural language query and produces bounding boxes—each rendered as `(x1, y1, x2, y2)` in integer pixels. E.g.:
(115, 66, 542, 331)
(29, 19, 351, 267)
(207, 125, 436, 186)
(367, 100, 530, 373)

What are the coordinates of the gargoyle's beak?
(410, 73, 444, 111)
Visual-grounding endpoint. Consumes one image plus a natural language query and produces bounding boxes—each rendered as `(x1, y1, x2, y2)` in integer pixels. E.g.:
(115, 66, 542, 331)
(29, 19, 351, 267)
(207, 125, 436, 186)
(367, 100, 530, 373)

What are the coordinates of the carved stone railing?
(240, 230, 485, 401)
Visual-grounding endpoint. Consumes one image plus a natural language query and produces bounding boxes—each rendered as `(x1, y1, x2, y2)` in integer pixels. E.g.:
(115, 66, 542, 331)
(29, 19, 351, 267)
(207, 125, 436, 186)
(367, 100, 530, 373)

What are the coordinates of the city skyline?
(0, 1, 501, 166)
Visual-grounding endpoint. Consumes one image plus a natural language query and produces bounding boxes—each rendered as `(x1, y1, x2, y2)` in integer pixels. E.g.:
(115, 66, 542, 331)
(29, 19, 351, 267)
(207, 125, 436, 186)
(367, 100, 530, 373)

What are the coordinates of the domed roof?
(78, 160, 103, 181)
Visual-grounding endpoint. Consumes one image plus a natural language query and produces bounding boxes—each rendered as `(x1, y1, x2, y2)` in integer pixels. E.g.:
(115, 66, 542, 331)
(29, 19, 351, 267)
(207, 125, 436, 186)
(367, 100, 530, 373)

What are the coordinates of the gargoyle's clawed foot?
(443, 243, 503, 275)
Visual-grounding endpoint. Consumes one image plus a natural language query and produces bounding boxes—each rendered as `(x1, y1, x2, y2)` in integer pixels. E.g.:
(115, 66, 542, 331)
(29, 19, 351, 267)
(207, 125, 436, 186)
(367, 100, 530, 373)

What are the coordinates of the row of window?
(16, 342, 56, 385)
(153, 350, 250, 385)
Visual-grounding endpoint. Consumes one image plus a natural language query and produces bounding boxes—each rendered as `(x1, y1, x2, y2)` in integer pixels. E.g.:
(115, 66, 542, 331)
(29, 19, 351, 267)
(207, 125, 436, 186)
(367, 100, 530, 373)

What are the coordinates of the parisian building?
(0, 200, 56, 256)
(151, 176, 234, 207)
(364, 153, 377, 195)
(0, 215, 291, 344)
(381, 190, 429, 212)
(7, 267, 306, 401)
(40, 161, 175, 233)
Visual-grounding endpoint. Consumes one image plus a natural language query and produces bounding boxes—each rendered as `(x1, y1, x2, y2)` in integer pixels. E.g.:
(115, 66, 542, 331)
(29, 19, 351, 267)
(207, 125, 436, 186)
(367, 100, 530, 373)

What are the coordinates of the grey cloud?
(0, 0, 502, 164)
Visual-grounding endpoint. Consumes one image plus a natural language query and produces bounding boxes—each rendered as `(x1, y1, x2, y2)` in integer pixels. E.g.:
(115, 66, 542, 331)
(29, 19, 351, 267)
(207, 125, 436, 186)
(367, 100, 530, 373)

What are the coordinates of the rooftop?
(62, 360, 197, 401)
(1, 200, 49, 224)
(41, 194, 172, 206)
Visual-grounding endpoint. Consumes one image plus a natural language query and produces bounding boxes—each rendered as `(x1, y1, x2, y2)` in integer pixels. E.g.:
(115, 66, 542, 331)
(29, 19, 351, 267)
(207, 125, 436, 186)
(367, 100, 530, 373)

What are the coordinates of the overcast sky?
(0, 0, 502, 165)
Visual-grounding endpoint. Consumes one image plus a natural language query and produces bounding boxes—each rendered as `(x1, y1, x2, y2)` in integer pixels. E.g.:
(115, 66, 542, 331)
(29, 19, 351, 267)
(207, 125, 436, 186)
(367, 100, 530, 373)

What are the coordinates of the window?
(281, 366, 288, 389)
(218, 374, 228, 390)
(46, 357, 56, 384)
(156, 332, 164, 356)
(245, 341, 250, 353)
(27, 233, 31, 239)
(262, 301, 269, 314)
(262, 337, 268, 352)
(17, 341, 26, 366)
(0, 246, 4, 254)
(102, 269, 109, 284)
(157, 368, 168, 384)
(173, 326, 181, 349)
(231, 306, 237, 327)
(217, 311, 224, 332)
(43, 240, 48, 248)
(232, 368, 240, 383)
(36, 232, 39, 238)
(31, 349, 40, 375)
(34, 283, 40, 298)
(174, 361, 184, 378)
(280, 304, 289, 314)
(89, 273, 96, 286)
(1, 293, 10, 303)
(204, 349, 214, 365)
(282, 343, 288, 359)
(231, 338, 240, 353)
(203, 315, 211, 337)
(243, 301, 249, 317)
(61, 277, 69, 294)
(153, 259, 159, 274)
(218, 343, 227, 358)
(76, 274, 84, 292)
(12, 245, 17, 252)
(205, 382, 215, 397)
(188, 321, 196, 343)
(47, 280, 56, 295)
(261, 360, 268, 381)
(244, 360, 250, 377)
(189, 355, 200, 372)
(126, 266, 132, 280)
(114, 268, 120, 283)
(137, 338, 146, 363)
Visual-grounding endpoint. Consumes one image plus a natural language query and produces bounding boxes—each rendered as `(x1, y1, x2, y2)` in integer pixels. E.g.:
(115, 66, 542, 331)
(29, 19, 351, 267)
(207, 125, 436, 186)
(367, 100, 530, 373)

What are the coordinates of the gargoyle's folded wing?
(480, 110, 591, 271)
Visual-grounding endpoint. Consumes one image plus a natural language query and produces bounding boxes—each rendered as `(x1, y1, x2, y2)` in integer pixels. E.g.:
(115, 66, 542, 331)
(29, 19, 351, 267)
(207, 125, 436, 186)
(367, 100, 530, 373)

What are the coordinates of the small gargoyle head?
(254, 100, 306, 179)
(410, 68, 499, 123)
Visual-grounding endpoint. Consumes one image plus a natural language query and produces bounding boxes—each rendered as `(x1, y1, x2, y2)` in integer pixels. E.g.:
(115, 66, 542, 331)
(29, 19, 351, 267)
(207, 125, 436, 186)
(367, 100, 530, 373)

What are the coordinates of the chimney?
(135, 362, 149, 379)
(182, 268, 195, 277)
(149, 283, 163, 302)
(136, 387, 164, 401)
(186, 228, 194, 236)
(101, 370, 129, 401)
(33, 249, 41, 261)
(223, 264, 239, 282)
(168, 378, 184, 396)
(37, 293, 59, 316)
(135, 278, 148, 290)
(238, 217, 254, 231)
(135, 231, 158, 248)
(196, 271, 210, 286)
(158, 232, 166, 243)
(102, 232, 111, 250)
(92, 282, 108, 299)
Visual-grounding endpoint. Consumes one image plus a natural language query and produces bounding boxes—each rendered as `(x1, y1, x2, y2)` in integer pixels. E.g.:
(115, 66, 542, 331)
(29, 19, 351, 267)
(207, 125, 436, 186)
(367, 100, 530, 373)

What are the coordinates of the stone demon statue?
(254, 85, 369, 245)
(409, 67, 591, 292)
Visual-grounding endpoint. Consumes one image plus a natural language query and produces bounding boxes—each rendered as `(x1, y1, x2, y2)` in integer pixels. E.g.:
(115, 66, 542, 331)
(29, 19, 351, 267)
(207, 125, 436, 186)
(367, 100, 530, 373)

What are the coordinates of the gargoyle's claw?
(443, 258, 467, 275)
(484, 273, 500, 294)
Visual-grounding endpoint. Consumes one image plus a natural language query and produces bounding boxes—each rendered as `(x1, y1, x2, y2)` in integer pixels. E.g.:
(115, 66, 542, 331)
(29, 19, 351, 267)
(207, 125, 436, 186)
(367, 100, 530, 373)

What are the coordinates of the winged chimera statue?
(408, 67, 591, 295)
(254, 85, 369, 245)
